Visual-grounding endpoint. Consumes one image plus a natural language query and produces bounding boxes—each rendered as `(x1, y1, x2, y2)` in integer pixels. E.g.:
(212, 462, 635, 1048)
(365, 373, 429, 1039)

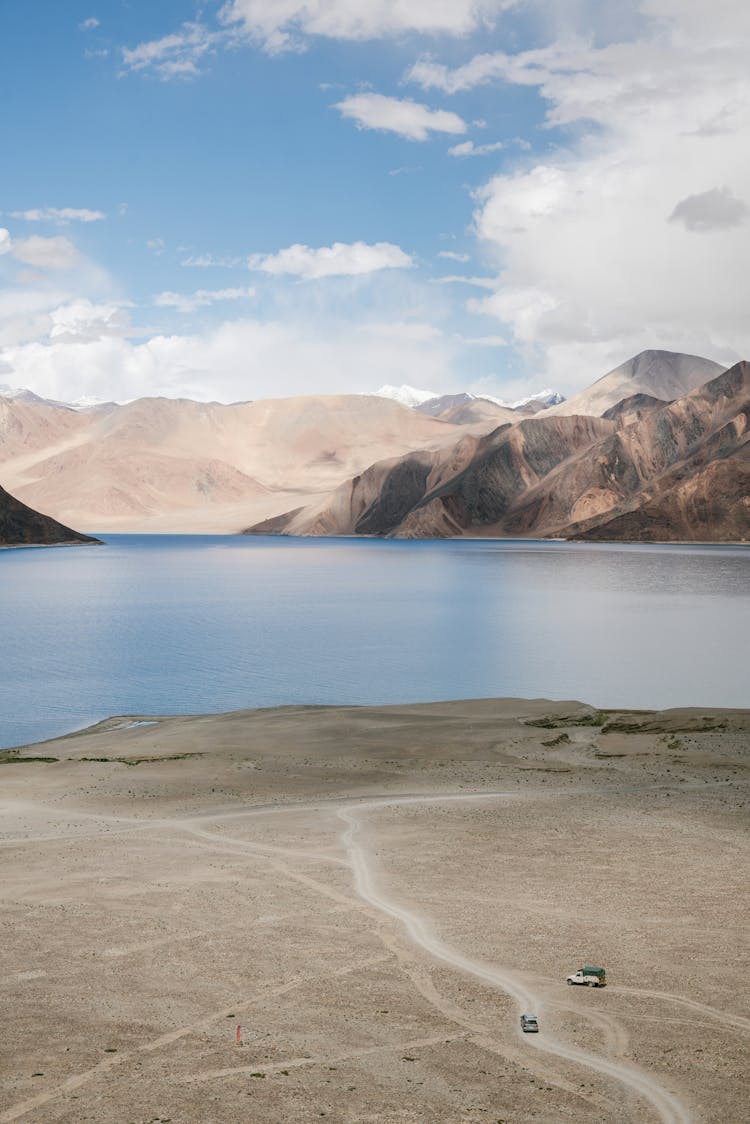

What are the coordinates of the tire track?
(611, 987, 750, 1035)
(338, 798, 692, 1124)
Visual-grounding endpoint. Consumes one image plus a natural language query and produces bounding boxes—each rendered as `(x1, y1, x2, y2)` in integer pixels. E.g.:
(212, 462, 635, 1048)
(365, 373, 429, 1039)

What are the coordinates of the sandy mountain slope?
(246, 415, 614, 537)
(247, 362, 749, 542)
(0, 483, 99, 547)
(431, 399, 520, 426)
(0, 394, 485, 534)
(547, 349, 726, 417)
(0, 394, 95, 460)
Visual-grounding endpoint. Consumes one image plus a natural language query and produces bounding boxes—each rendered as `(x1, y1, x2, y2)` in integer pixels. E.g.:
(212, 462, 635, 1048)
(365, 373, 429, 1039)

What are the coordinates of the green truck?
(566, 966, 606, 987)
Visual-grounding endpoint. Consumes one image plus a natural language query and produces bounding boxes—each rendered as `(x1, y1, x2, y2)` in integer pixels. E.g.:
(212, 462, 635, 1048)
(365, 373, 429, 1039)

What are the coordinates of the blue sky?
(1, 1, 748, 404)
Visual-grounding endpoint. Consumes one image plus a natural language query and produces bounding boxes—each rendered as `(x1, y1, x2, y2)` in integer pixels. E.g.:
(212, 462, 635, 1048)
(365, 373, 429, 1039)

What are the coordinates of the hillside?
(246, 362, 750, 543)
(0, 393, 488, 534)
(0, 483, 99, 547)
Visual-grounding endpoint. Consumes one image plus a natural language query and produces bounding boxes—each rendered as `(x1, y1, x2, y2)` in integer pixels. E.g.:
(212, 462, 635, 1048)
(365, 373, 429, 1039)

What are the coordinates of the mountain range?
(247, 354, 749, 543)
(1, 349, 747, 544)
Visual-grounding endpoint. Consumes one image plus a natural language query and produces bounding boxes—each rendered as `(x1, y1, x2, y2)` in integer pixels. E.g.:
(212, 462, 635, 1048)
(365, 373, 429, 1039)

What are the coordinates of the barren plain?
(1, 699, 748, 1123)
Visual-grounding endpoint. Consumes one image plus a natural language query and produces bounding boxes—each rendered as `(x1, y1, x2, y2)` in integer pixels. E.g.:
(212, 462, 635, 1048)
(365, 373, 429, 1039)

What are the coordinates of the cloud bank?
(419, 2, 750, 385)
(221, 0, 512, 53)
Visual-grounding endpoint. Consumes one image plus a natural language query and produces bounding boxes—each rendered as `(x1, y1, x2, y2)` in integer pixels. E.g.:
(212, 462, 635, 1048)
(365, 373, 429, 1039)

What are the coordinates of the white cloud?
(406, 50, 516, 94)
(433, 275, 497, 289)
(49, 300, 133, 342)
(80, 17, 100, 31)
(0, 229, 11, 256)
(441, 3, 750, 390)
(335, 93, 466, 141)
(458, 333, 508, 346)
(448, 139, 505, 157)
(146, 237, 165, 255)
(121, 22, 227, 80)
(247, 241, 413, 279)
(438, 250, 469, 262)
(181, 253, 245, 268)
(0, 315, 458, 403)
(668, 186, 749, 232)
(0, 287, 72, 348)
(154, 287, 256, 313)
(220, 0, 513, 53)
(9, 207, 105, 224)
(11, 236, 79, 270)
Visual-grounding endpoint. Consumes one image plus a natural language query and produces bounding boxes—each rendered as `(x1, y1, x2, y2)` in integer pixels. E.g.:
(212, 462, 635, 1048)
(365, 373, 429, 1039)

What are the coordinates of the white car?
(520, 1014, 539, 1033)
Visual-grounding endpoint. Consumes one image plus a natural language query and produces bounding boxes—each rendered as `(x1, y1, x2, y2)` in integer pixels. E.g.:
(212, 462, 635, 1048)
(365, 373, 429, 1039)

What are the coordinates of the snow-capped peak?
(511, 388, 566, 409)
(373, 383, 438, 408)
(0, 384, 48, 405)
(445, 388, 565, 409)
(0, 384, 109, 410)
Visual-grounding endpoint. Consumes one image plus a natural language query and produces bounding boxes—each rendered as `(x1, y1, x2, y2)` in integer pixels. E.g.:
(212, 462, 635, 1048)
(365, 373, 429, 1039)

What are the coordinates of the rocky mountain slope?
(0, 484, 99, 547)
(547, 349, 726, 417)
(246, 361, 749, 543)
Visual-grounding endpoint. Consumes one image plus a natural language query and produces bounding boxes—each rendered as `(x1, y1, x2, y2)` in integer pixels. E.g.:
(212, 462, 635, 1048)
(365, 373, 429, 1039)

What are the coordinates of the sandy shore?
(1, 699, 748, 1123)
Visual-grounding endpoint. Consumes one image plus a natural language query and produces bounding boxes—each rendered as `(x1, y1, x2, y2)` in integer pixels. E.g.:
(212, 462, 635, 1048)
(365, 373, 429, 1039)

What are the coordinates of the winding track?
(337, 796, 693, 1124)
(6, 787, 744, 1121)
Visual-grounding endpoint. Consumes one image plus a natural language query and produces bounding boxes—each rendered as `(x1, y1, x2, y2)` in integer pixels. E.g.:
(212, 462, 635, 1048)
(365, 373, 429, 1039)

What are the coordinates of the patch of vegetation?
(525, 710, 608, 729)
(249, 1072, 266, 1079)
(75, 753, 202, 767)
(0, 754, 58, 764)
(600, 713, 725, 734)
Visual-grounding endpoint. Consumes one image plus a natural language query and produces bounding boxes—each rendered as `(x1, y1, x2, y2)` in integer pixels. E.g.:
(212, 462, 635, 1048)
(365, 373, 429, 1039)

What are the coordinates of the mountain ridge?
(246, 361, 749, 543)
(0, 348, 742, 538)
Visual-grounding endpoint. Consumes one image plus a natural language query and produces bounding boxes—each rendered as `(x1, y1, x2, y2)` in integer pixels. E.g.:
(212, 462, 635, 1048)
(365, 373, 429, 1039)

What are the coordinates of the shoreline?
(4, 696, 750, 758)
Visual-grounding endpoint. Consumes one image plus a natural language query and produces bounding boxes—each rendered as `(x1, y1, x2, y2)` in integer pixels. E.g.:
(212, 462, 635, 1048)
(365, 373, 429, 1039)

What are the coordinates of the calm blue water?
(1, 535, 748, 750)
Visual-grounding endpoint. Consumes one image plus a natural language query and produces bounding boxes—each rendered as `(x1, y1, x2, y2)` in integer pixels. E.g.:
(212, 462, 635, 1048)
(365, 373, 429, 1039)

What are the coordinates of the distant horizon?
(0, 344, 733, 409)
(2, 3, 748, 406)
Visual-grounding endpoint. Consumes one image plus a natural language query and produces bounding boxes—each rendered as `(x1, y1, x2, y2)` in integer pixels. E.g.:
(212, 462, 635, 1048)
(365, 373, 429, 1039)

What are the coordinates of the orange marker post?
(236, 1024, 242, 1045)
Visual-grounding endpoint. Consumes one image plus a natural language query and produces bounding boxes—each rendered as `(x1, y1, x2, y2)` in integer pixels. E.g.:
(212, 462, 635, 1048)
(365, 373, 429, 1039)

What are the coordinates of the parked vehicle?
(566, 966, 606, 987)
(520, 1013, 539, 1032)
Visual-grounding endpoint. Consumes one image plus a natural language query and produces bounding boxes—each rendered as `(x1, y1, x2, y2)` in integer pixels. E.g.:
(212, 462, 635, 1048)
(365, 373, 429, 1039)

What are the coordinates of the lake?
(1, 535, 748, 751)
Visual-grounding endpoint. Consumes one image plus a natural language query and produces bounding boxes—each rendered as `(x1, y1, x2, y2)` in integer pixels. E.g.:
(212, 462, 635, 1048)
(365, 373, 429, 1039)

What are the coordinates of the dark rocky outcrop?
(0, 484, 100, 547)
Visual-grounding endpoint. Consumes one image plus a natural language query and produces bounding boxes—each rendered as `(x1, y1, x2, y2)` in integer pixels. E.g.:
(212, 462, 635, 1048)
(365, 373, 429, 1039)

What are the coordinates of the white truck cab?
(566, 966, 606, 987)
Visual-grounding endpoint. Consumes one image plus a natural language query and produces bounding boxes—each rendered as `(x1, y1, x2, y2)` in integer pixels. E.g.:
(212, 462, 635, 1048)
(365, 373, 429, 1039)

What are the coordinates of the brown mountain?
(0, 393, 490, 534)
(1, 348, 740, 538)
(0, 483, 99, 547)
(547, 349, 726, 417)
(415, 393, 519, 426)
(246, 362, 749, 543)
